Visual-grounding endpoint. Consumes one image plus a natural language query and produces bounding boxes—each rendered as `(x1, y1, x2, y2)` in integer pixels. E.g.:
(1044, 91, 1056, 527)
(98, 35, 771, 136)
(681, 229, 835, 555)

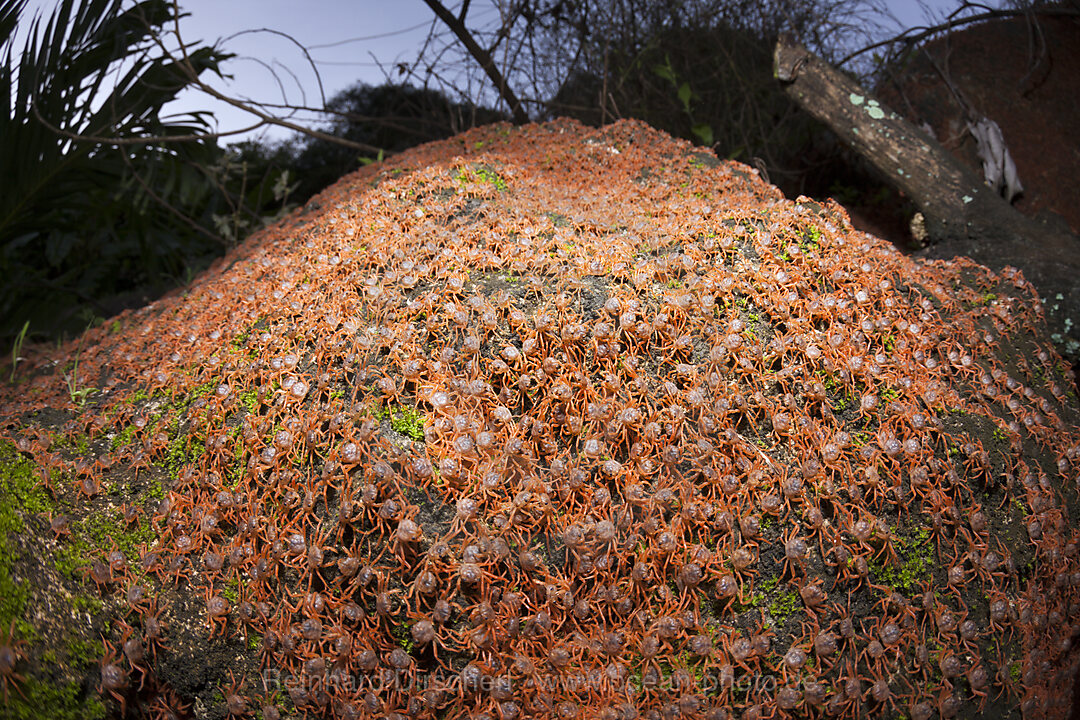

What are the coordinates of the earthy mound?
(1, 119, 1078, 720)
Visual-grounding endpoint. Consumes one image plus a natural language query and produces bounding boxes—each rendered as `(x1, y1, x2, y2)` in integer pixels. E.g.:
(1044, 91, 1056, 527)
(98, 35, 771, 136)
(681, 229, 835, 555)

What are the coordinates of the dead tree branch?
(421, 0, 530, 124)
(775, 32, 1079, 357)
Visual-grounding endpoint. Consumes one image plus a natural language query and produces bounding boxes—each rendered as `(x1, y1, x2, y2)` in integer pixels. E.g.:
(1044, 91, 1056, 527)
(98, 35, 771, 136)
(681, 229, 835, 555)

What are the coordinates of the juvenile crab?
(0, 620, 26, 702)
(99, 639, 130, 715)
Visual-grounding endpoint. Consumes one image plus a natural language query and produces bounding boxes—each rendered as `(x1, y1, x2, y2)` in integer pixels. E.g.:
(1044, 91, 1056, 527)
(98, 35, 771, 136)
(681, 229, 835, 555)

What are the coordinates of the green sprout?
(8, 320, 29, 383)
(457, 164, 507, 191)
(359, 149, 385, 166)
(63, 349, 95, 407)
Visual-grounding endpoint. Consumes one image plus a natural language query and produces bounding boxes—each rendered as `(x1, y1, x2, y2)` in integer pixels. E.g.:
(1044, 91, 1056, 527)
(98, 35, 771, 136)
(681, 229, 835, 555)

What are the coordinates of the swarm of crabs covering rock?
(0, 119, 1078, 720)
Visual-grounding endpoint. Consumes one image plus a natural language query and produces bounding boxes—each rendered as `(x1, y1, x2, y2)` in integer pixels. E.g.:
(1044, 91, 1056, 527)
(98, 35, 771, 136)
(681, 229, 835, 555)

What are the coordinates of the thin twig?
(838, 5, 1078, 68)
(31, 101, 265, 144)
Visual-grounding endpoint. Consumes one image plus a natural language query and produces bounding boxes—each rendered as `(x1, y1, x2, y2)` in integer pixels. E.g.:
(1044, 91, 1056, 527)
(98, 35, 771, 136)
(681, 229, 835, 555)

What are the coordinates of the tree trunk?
(774, 33, 1079, 360)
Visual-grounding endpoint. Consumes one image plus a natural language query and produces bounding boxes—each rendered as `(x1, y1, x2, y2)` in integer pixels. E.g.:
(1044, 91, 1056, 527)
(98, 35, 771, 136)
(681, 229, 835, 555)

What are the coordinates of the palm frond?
(0, 0, 25, 47)
(0, 0, 233, 338)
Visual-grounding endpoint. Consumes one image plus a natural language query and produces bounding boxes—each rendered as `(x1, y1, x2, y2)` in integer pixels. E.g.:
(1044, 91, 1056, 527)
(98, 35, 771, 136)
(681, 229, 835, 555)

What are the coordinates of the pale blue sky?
(18, 0, 972, 144)
(165, 1, 452, 142)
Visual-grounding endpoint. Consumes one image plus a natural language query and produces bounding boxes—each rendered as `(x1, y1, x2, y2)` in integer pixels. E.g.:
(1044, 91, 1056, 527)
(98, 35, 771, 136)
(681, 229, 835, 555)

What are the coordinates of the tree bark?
(423, 0, 530, 125)
(774, 33, 1079, 359)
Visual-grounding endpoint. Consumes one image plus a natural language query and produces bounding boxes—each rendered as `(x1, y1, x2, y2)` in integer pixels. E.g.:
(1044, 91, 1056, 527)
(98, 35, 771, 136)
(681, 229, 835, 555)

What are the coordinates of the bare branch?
(838, 4, 1079, 68)
(220, 27, 327, 107)
(107, 1, 386, 153)
(31, 100, 266, 145)
(421, 0, 530, 124)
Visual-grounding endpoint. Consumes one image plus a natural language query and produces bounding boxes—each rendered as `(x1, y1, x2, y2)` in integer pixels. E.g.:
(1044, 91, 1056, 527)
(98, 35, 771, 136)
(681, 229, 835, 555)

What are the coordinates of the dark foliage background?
(1, 0, 235, 339)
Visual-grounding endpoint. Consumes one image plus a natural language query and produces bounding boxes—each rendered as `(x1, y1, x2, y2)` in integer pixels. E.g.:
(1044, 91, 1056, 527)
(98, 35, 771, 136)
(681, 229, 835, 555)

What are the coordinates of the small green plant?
(359, 149, 385, 166)
(868, 525, 932, 595)
(63, 348, 95, 407)
(8, 320, 29, 383)
(391, 622, 414, 652)
(457, 164, 507, 191)
(376, 405, 425, 442)
(109, 424, 136, 451)
(222, 576, 240, 603)
(238, 389, 258, 413)
(476, 166, 507, 191)
(768, 589, 801, 624)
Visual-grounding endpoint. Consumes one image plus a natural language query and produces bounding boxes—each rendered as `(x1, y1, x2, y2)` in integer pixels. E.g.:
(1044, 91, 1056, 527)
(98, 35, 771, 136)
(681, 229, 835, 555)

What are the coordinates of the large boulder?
(1, 118, 1078, 719)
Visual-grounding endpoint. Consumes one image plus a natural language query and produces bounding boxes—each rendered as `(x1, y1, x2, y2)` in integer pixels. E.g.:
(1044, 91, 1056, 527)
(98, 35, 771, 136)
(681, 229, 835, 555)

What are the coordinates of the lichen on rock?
(1, 118, 1078, 719)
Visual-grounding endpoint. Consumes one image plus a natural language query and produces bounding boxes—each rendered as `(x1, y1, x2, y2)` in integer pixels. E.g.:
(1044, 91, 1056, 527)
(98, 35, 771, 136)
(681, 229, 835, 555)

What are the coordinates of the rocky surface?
(0, 118, 1078, 719)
